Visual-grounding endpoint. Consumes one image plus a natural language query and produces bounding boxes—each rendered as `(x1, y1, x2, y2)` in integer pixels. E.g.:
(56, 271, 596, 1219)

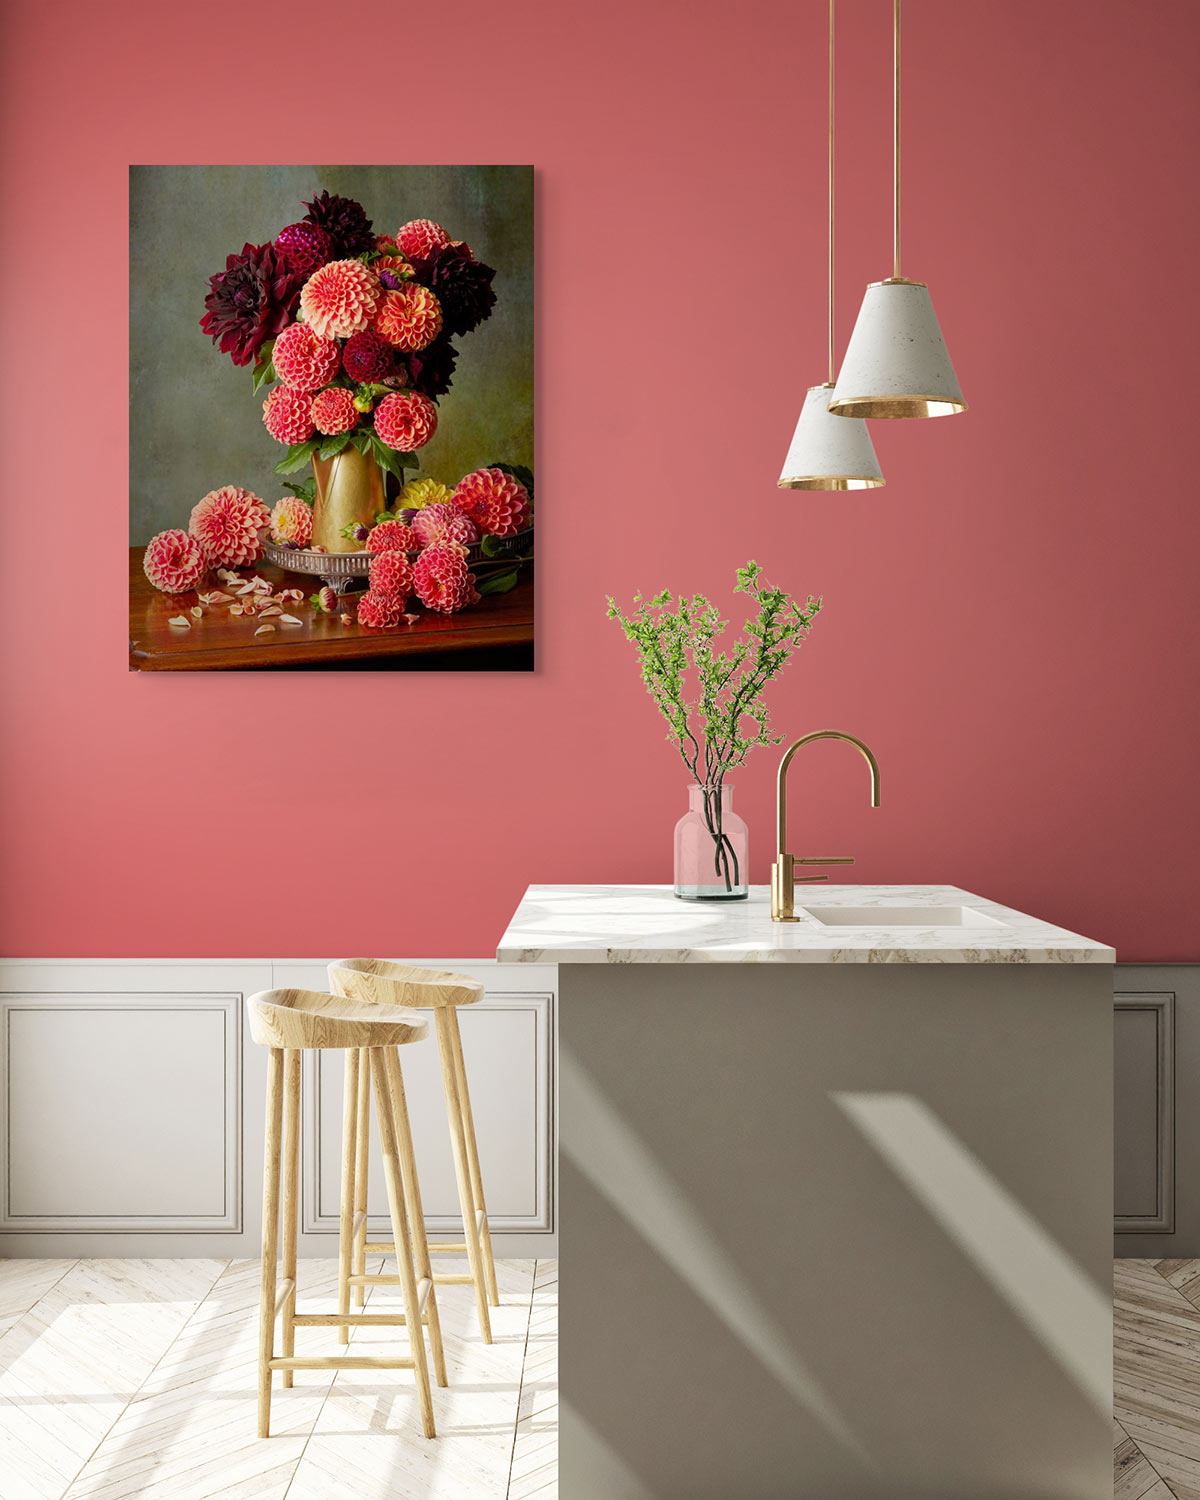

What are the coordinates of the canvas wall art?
(129, 165, 534, 671)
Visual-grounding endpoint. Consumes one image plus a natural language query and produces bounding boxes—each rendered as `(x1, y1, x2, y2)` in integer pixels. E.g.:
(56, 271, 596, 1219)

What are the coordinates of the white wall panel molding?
(1, 990, 243, 1233)
(0, 957, 557, 1256)
(1114, 991, 1175, 1233)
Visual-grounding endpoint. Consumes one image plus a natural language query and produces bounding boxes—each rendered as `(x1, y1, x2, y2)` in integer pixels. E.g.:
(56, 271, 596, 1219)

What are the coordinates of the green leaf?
(480, 533, 509, 558)
(356, 382, 395, 402)
(350, 430, 373, 455)
(369, 434, 418, 483)
(251, 342, 277, 394)
(272, 439, 322, 476)
(318, 432, 352, 461)
(477, 566, 520, 596)
(281, 479, 316, 503)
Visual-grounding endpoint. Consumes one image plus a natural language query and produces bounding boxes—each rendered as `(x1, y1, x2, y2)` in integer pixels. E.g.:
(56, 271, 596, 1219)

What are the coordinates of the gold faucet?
(770, 730, 881, 922)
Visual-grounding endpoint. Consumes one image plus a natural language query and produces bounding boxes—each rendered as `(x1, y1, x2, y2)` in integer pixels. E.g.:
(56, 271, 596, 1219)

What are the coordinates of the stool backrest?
(329, 958, 484, 1010)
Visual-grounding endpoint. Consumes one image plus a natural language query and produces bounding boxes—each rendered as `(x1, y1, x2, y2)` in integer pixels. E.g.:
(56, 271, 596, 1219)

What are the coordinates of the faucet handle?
(794, 875, 829, 884)
(794, 856, 855, 865)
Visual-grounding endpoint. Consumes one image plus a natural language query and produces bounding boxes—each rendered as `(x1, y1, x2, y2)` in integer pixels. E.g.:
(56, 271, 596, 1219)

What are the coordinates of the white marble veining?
(496, 884, 1115, 965)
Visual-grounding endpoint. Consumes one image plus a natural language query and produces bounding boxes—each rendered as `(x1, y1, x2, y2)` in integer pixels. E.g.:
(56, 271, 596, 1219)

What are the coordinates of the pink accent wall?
(0, 1, 1196, 962)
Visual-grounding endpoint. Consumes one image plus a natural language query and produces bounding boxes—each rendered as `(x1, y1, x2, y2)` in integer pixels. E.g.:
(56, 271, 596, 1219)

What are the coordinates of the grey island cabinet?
(498, 883, 1115, 1500)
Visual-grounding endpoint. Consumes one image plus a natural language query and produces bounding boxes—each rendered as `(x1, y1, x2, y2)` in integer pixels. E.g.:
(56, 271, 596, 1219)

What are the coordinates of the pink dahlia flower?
(357, 589, 406, 628)
(396, 219, 452, 260)
(368, 550, 415, 601)
(189, 486, 271, 568)
(311, 386, 358, 436)
(272, 322, 341, 392)
(366, 518, 419, 554)
(413, 542, 478, 614)
(299, 259, 381, 340)
(262, 385, 316, 445)
(373, 283, 443, 352)
(411, 502, 478, 549)
(269, 496, 313, 547)
(374, 391, 437, 451)
(143, 529, 206, 594)
(451, 467, 531, 538)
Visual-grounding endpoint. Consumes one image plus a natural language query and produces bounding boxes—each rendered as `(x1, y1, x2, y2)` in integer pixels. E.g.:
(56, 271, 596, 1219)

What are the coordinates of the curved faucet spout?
(771, 730, 881, 922)
(776, 730, 881, 857)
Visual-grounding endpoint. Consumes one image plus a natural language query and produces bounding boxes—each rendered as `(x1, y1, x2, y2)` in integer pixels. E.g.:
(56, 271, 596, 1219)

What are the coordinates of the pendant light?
(778, 0, 883, 490)
(829, 0, 966, 419)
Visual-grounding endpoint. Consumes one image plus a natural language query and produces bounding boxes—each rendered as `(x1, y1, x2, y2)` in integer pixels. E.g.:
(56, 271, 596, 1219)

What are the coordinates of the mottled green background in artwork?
(129, 165, 533, 543)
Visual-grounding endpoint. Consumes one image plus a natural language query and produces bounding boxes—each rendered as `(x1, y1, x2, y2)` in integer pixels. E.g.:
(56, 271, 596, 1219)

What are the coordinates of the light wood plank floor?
(0, 1257, 557, 1500)
(1116, 1259, 1200, 1500)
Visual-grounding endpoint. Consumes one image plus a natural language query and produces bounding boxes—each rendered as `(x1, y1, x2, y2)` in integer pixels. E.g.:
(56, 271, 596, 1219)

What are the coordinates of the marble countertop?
(496, 884, 1115, 964)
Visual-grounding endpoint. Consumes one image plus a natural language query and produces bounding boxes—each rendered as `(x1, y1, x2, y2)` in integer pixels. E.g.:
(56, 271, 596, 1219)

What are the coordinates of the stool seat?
(247, 988, 428, 1051)
(329, 958, 484, 1009)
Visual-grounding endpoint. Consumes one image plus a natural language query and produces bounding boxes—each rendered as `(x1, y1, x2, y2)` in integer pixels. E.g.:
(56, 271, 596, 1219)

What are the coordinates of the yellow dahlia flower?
(398, 478, 454, 511)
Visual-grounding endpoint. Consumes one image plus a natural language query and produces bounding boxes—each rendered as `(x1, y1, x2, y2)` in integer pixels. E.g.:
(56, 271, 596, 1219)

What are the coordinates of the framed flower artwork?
(129, 165, 533, 671)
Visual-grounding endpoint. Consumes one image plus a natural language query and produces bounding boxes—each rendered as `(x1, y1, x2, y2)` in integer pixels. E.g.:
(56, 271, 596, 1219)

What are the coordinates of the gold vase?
(311, 446, 385, 552)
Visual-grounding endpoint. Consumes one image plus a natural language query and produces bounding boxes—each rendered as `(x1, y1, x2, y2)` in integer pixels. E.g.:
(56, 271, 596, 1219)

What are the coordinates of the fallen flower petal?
(168, 615, 191, 628)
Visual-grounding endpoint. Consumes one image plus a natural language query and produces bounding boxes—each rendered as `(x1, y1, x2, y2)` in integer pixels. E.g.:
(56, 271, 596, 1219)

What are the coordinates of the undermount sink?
(799, 905, 1008, 928)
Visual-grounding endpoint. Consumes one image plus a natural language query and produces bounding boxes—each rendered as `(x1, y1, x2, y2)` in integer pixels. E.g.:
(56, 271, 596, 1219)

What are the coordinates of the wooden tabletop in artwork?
(128, 550, 534, 671)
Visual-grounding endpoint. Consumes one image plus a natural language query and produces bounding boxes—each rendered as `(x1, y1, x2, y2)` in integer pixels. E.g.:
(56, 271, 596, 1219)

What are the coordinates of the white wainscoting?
(0, 958, 556, 1258)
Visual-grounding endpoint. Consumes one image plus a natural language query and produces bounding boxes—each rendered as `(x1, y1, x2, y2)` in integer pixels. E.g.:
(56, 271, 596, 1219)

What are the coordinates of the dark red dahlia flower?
(409, 244, 496, 337)
(342, 329, 395, 384)
(407, 335, 458, 400)
(200, 243, 303, 367)
(303, 191, 375, 258)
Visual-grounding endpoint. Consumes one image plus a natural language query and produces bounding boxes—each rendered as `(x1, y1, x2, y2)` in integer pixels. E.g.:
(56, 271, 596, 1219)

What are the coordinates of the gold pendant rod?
(827, 0, 835, 385)
(893, 0, 901, 280)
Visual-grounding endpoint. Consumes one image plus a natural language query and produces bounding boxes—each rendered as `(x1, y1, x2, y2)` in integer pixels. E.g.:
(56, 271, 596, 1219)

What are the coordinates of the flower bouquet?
(147, 190, 534, 621)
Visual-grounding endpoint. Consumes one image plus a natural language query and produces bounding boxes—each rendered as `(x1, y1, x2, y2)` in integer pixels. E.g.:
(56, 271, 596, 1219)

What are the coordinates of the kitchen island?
(498, 883, 1115, 1500)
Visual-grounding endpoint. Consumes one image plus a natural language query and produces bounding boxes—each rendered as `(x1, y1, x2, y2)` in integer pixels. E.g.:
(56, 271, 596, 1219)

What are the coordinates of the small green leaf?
(480, 533, 508, 558)
(369, 434, 418, 483)
(350, 430, 373, 455)
(477, 566, 520, 596)
(281, 479, 316, 503)
(272, 439, 322, 475)
(318, 433, 352, 461)
(251, 343, 277, 393)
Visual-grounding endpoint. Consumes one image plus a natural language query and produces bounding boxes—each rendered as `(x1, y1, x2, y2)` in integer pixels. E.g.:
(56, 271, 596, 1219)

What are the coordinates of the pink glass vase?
(674, 783, 748, 901)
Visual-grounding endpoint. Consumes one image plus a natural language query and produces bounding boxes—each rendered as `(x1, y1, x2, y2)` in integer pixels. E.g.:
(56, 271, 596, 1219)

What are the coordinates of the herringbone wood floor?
(0, 1256, 557, 1500)
(1116, 1259, 1200, 1500)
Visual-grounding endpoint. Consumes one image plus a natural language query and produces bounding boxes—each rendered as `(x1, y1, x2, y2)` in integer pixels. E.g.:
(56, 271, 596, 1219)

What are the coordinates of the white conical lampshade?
(778, 383, 884, 490)
(828, 278, 966, 419)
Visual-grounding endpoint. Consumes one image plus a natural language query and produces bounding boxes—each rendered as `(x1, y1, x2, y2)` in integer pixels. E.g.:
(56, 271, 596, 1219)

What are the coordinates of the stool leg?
(280, 1049, 301, 1387)
(337, 1047, 360, 1345)
(370, 1048, 436, 1439)
(257, 1046, 284, 1439)
(352, 1048, 370, 1307)
(434, 1007, 492, 1344)
(447, 1005, 500, 1308)
(385, 1046, 448, 1387)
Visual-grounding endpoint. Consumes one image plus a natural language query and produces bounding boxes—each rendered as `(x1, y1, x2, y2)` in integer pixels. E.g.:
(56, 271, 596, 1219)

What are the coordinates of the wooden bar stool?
(328, 959, 500, 1345)
(248, 987, 446, 1440)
